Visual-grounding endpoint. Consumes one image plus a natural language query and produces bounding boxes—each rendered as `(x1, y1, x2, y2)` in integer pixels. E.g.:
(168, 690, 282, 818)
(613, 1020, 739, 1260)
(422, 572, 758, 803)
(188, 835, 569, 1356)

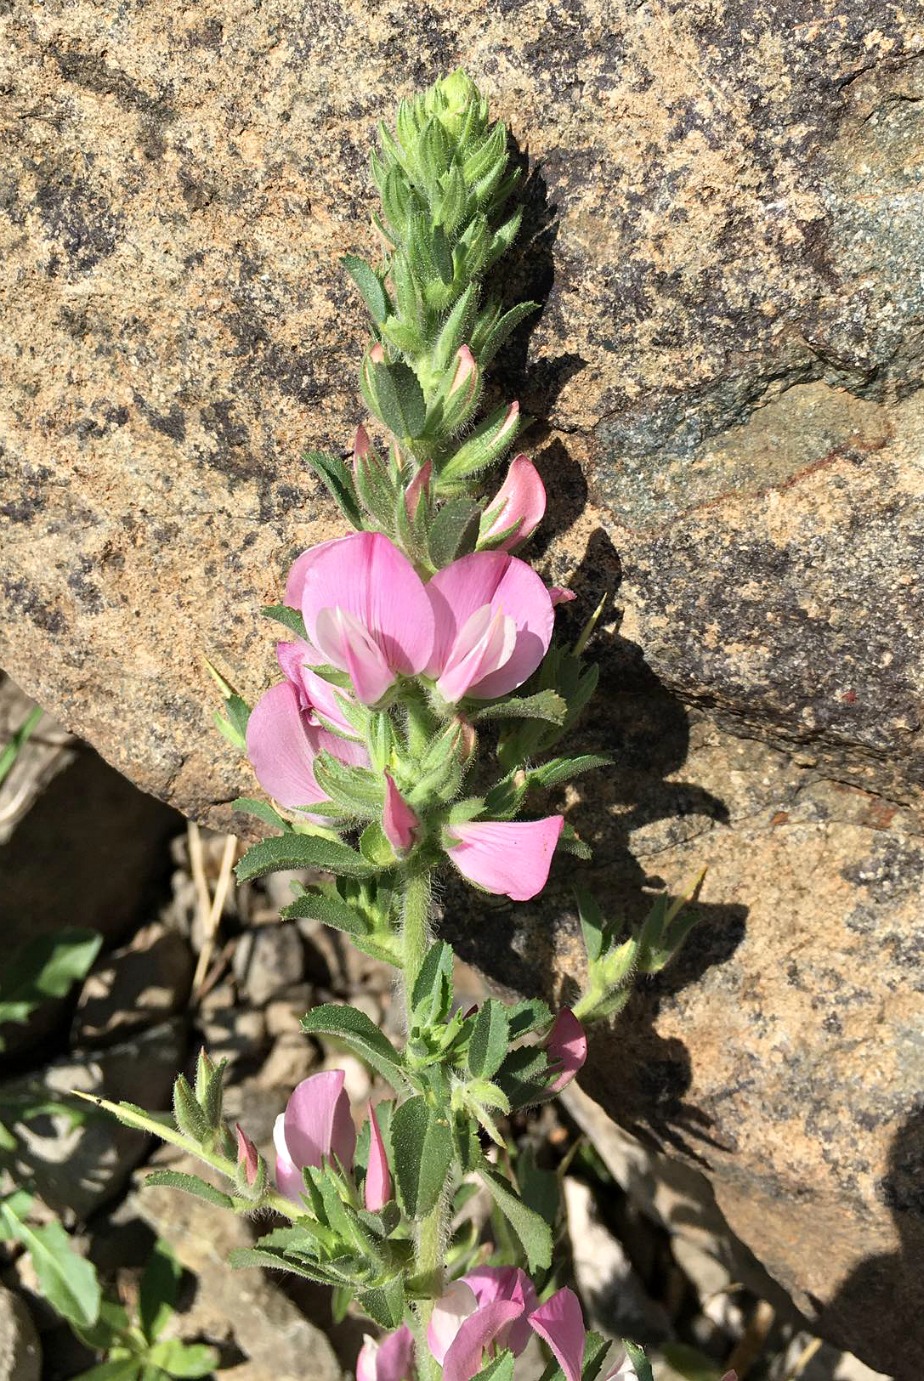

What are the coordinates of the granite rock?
(2, 3, 923, 1373)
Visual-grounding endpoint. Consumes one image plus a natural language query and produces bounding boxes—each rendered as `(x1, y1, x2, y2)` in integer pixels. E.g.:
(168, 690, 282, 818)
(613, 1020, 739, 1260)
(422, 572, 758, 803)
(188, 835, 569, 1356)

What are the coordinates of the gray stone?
(132, 1151, 342, 1381)
(0, 1020, 184, 1218)
(72, 921, 194, 1046)
(0, 1286, 41, 1381)
(233, 924, 305, 1007)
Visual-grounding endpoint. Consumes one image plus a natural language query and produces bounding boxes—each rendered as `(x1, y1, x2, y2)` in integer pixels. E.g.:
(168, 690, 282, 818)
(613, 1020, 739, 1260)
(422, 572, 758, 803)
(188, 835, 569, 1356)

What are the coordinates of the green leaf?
(355, 1274, 406, 1330)
(507, 998, 552, 1040)
(581, 1332, 612, 1381)
(0, 1208, 101, 1330)
(147, 1340, 219, 1378)
(576, 889, 605, 965)
(473, 691, 567, 725)
(390, 1096, 453, 1219)
(373, 361, 427, 438)
(300, 1005, 407, 1089)
(227, 1246, 338, 1285)
(479, 1166, 552, 1272)
(411, 941, 454, 1029)
(0, 929, 102, 1028)
(528, 755, 612, 789)
(622, 1342, 654, 1381)
(342, 254, 390, 324)
(304, 450, 363, 529)
(281, 891, 371, 938)
(428, 497, 481, 567)
(354, 452, 399, 532)
(262, 604, 308, 639)
(142, 1171, 236, 1210)
(472, 1352, 516, 1381)
(467, 1000, 510, 1080)
(236, 833, 377, 882)
(232, 796, 289, 832)
(139, 1240, 181, 1344)
(70, 1362, 143, 1381)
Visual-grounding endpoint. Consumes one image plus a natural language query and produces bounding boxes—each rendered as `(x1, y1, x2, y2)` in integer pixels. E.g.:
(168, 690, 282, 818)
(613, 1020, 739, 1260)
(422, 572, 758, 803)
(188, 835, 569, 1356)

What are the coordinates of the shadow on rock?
(442, 527, 748, 1168)
(817, 1105, 924, 1381)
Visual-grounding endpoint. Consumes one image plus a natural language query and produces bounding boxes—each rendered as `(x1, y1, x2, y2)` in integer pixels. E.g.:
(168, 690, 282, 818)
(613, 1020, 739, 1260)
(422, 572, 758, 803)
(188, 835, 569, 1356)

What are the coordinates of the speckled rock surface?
(2, 3, 923, 1374)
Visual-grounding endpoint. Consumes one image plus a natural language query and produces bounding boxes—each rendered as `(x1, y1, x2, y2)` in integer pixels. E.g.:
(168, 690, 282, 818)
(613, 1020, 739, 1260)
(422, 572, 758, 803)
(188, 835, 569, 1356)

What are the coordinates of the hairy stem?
(401, 866, 432, 1007)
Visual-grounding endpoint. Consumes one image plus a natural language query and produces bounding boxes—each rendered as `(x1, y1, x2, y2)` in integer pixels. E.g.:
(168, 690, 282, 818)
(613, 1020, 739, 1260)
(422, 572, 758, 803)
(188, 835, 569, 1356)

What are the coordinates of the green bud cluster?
(335, 67, 536, 481)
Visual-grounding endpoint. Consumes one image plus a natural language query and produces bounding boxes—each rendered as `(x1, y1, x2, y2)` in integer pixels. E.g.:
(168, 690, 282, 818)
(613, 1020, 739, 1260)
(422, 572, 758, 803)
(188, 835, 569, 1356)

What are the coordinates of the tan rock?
(2, 5, 923, 1375)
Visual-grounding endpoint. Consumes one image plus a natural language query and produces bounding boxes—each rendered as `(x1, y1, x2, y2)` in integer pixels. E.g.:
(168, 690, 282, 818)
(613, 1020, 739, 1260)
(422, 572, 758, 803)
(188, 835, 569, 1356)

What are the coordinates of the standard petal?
(363, 1105, 392, 1211)
(426, 551, 553, 700)
(440, 1300, 524, 1381)
(546, 1009, 588, 1093)
(284, 537, 345, 609)
(428, 1279, 478, 1365)
(283, 1070, 357, 1174)
(445, 817, 564, 902)
(464, 1266, 537, 1354)
(529, 1287, 585, 1381)
(300, 532, 434, 676)
(246, 680, 326, 811)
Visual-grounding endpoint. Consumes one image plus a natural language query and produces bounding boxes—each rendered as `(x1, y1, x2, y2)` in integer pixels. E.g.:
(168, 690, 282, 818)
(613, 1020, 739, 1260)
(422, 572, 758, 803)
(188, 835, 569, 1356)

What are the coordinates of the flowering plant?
(90, 71, 718, 1381)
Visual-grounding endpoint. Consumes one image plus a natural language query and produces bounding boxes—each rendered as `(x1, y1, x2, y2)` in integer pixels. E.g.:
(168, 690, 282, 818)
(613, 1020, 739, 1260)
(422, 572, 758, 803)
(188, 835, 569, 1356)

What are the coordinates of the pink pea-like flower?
(246, 675, 369, 822)
(356, 1324, 415, 1381)
(428, 1268, 585, 1381)
(443, 817, 564, 902)
(273, 1070, 358, 1202)
(426, 550, 555, 703)
(286, 532, 436, 707)
(479, 454, 546, 551)
(545, 1008, 588, 1093)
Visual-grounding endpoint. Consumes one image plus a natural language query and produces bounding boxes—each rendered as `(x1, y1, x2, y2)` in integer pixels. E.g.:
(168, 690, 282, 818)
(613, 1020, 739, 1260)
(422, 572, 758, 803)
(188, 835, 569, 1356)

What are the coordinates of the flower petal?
(546, 1009, 588, 1093)
(273, 1113, 304, 1202)
(382, 773, 420, 855)
(426, 551, 553, 700)
(445, 817, 564, 901)
(464, 1267, 537, 1354)
(300, 532, 434, 676)
(436, 605, 518, 704)
(314, 605, 398, 706)
(364, 1105, 392, 1211)
(480, 454, 546, 550)
(357, 1325, 415, 1381)
(283, 1070, 356, 1174)
(428, 1280, 478, 1365)
(276, 639, 357, 735)
(246, 680, 368, 815)
(441, 1300, 524, 1381)
(529, 1287, 585, 1381)
(246, 680, 325, 811)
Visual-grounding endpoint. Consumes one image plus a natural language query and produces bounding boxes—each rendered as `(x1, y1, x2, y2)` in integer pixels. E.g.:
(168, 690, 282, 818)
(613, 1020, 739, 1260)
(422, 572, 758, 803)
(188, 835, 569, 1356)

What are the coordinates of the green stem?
(401, 867, 432, 1006)
(400, 867, 447, 1371)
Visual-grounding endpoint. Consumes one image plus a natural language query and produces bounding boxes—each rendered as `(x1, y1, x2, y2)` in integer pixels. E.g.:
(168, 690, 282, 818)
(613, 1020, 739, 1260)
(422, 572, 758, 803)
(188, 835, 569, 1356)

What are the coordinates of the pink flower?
(245, 677, 368, 821)
(545, 1009, 588, 1093)
(285, 533, 435, 706)
(356, 1325, 415, 1381)
(479, 455, 546, 551)
(443, 817, 563, 901)
(234, 1124, 260, 1187)
(429, 1269, 585, 1381)
(364, 1105, 392, 1212)
(274, 1070, 357, 1202)
(426, 551, 555, 703)
(382, 772, 420, 855)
